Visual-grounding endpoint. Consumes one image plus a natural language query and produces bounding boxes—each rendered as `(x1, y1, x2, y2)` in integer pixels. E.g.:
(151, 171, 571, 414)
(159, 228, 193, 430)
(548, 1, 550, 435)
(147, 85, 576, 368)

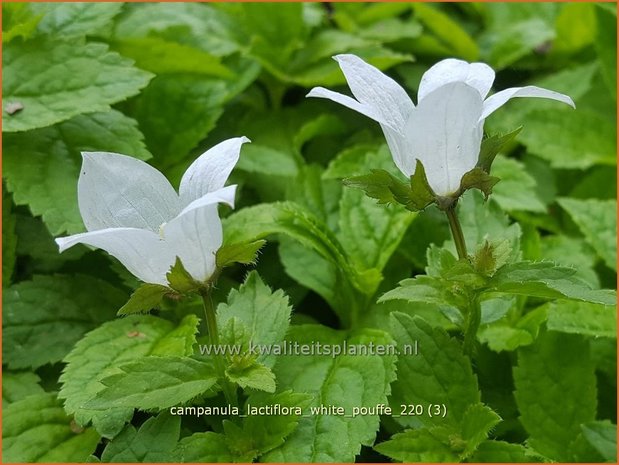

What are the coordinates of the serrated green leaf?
(223, 390, 312, 461)
(101, 412, 180, 463)
(488, 261, 616, 305)
(458, 167, 501, 200)
(540, 235, 599, 287)
(3, 38, 152, 132)
(217, 271, 292, 367)
(558, 197, 617, 271)
(263, 325, 396, 462)
(2, 371, 44, 407)
(4, 110, 151, 235)
(479, 306, 547, 352)
(374, 428, 459, 462)
(3, 274, 126, 369)
(2, 3, 41, 43)
(166, 257, 201, 293)
(460, 403, 502, 458)
(389, 313, 480, 429)
(59, 315, 199, 438)
(216, 240, 266, 269)
(86, 356, 218, 410)
(514, 330, 597, 461)
(343, 169, 408, 206)
(30, 2, 123, 38)
(470, 440, 540, 462)
(477, 127, 523, 173)
(226, 361, 276, 393)
(175, 432, 233, 462)
(581, 421, 617, 462)
(117, 284, 171, 316)
(490, 157, 547, 212)
(545, 300, 617, 338)
(3, 392, 100, 463)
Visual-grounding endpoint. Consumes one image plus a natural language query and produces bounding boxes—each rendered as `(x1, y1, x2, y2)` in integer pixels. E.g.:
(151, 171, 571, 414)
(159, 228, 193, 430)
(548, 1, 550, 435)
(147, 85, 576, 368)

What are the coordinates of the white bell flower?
(55, 137, 249, 286)
(308, 55, 574, 197)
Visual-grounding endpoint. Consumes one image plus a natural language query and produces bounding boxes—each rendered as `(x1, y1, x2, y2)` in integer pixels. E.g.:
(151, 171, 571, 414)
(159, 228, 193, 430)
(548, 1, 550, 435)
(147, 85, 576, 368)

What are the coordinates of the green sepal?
(459, 167, 501, 200)
(216, 239, 266, 269)
(343, 160, 436, 212)
(117, 284, 172, 315)
(477, 127, 522, 173)
(472, 240, 512, 277)
(166, 257, 202, 293)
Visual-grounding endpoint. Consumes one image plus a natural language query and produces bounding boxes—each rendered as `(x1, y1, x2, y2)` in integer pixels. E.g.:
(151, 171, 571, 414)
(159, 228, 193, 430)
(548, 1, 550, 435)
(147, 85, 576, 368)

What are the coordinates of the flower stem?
(445, 203, 468, 260)
(200, 289, 238, 407)
(462, 296, 481, 357)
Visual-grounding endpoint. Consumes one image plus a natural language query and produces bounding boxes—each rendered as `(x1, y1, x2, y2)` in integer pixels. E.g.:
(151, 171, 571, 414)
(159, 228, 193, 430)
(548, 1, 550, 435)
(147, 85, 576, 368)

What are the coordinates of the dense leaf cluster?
(2, 3, 617, 463)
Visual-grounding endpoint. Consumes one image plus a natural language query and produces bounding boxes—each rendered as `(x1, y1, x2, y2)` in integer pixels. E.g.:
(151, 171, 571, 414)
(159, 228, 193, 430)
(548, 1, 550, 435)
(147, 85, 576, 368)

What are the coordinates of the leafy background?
(2, 2, 617, 463)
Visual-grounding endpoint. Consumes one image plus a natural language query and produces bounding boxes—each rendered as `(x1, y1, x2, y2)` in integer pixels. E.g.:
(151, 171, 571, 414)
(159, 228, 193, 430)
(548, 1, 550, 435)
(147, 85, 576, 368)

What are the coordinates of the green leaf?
(166, 257, 201, 293)
(3, 38, 152, 132)
(459, 167, 500, 200)
(117, 284, 171, 316)
(459, 403, 502, 458)
(263, 325, 396, 462)
(4, 110, 151, 235)
(236, 144, 299, 177)
(479, 306, 547, 352)
(489, 157, 547, 212)
(134, 75, 228, 165)
(111, 37, 233, 78)
(470, 440, 540, 462)
(477, 127, 522, 173)
(545, 300, 617, 338)
(216, 240, 266, 269)
(338, 179, 415, 272)
(375, 428, 459, 462)
(2, 193, 17, 287)
(175, 432, 233, 462)
(513, 330, 597, 461)
(596, 5, 617, 100)
(540, 235, 599, 287)
(86, 356, 218, 410)
(519, 109, 616, 169)
(225, 361, 276, 393)
(2, 3, 41, 43)
(488, 261, 616, 305)
(2, 371, 45, 406)
(389, 313, 480, 428)
(412, 3, 478, 60)
(101, 412, 180, 463)
(3, 274, 126, 369)
(558, 197, 617, 271)
(30, 2, 124, 38)
(225, 391, 312, 460)
(486, 18, 555, 69)
(581, 421, 617, 462)
(3, 392, 100, 463)
(217, 271, 292, 367)
(59, 314, 199, 438)
(343, 169, 411, 207)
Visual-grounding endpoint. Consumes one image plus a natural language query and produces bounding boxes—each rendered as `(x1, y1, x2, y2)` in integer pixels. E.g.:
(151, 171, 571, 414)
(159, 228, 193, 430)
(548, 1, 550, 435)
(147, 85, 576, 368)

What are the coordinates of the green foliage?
(3, 392, 100, 463)
(2, 3, 616, 463)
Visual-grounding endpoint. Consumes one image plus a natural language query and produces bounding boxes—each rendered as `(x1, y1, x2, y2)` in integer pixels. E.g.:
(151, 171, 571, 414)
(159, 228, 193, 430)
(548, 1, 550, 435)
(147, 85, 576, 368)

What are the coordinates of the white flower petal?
(418, 58, 495, 102)
(404, 82, 484, 196)
(178, 185, 236, 217)
(163, 205, 222, 283)
(325, 54, 414, 131)
(179, 137, 249, 206)
(481, 85, 575, 120)
(55, 228, 175, 285)
(307, 87, 388, 126)
(381, 124, 414, 178)
(78, 152, 180, 232)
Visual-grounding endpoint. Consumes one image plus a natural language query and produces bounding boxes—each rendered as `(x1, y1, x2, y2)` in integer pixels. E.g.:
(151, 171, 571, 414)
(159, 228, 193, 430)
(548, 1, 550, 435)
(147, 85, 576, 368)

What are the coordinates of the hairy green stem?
(445, 203, 468, 260)
(462, 296, 481, 357)
(200, 290, 238, 407)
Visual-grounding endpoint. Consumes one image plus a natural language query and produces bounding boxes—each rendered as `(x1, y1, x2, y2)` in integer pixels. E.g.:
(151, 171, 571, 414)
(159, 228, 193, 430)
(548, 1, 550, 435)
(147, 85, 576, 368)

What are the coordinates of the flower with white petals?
(55, 137, 249, 286)
(308, 55, 575, 197)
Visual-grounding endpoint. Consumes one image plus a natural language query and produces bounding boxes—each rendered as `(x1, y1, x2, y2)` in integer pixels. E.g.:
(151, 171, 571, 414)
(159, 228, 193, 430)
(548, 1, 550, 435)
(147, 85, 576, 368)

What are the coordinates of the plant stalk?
(200, 290, 238, 407)
(462, 296, 481, 357)
(445, 203, 468, 260)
